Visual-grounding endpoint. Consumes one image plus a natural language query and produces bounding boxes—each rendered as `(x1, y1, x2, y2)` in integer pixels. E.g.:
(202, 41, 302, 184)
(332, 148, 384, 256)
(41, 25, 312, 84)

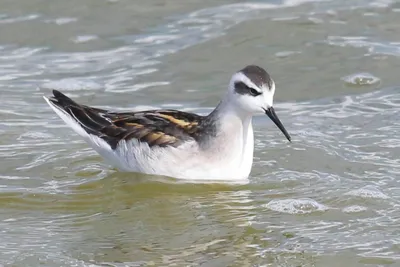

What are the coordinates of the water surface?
(1, 0, 400, 266)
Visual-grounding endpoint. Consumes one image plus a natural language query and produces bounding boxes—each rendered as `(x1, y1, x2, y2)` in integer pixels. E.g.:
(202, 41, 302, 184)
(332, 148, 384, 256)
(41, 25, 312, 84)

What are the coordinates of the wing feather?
(46, 90, 204, 149)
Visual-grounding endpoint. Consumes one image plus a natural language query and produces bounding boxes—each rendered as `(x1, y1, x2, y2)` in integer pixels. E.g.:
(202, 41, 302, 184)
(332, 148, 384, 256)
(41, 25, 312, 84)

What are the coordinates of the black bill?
(264, 107, 291, 142)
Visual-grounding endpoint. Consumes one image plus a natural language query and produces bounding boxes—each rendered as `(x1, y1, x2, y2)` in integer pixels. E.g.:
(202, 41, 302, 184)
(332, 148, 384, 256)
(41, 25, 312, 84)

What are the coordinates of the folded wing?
(46, 90, 202, 149)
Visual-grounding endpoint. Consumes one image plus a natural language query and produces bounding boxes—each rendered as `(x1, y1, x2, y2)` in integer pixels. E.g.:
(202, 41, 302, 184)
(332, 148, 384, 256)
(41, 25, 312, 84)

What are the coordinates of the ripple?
(17, 131, 54, 141)
(110, 81, 170, 93)
(1, 0, 400, 265)
(264, 198, 329, 214)
(327, 36, 400, 57)
(342, 73, 381, 86)
(369, 0, 394, 8)
(134, 34, 179, 45)
(41, 79, 103, 91)
(275, 50, 301, 58)
(45, 17, 78, 25)
(72, 35, 99, 44)
(0, 14, 40, 24)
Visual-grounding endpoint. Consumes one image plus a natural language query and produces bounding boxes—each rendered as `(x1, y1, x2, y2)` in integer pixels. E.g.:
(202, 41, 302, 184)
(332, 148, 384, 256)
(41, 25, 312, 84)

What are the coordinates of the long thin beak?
(264, 107, 291, 142)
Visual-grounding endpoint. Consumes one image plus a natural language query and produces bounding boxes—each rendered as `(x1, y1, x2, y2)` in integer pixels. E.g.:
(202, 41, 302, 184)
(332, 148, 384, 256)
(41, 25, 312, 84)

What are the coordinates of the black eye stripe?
(249, 88, 261, 96)
(234, 82, 262, 96)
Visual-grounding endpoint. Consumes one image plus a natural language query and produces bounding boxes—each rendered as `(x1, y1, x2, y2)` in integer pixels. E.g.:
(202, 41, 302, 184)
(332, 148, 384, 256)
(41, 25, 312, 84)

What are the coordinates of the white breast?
(103, 117, 254, 181)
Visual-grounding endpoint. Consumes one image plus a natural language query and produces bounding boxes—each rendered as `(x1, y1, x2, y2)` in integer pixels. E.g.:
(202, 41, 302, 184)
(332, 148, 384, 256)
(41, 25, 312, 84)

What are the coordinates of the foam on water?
(342, 73, 381, 86)
(345, 186, 390, 200)
(264, 198, 329, 214)
(342, 205, 368, 213)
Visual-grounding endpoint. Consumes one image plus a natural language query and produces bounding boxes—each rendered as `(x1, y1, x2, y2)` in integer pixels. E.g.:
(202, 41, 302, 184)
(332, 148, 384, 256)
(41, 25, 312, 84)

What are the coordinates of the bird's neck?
(208, 99, 251, 131)
(203, 100, 254, 171)
(199, 99, 254, 177)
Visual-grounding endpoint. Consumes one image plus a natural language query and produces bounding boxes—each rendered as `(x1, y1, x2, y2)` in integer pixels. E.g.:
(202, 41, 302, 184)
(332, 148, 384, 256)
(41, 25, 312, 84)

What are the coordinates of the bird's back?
(45, 90, 206, 148)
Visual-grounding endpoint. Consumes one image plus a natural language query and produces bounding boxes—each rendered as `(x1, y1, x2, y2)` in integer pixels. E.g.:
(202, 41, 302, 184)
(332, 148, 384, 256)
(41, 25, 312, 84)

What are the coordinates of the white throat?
(205, 98, 255, 179)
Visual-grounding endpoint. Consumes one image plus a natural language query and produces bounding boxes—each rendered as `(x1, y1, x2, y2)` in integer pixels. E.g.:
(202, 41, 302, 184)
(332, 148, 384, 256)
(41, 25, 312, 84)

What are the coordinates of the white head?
(228, 65, 275, 114)
(226, 65, 291, 142)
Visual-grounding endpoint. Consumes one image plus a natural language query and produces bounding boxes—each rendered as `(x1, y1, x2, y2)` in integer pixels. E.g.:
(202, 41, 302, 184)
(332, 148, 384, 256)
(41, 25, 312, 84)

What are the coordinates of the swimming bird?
(43, 65, 291, 181)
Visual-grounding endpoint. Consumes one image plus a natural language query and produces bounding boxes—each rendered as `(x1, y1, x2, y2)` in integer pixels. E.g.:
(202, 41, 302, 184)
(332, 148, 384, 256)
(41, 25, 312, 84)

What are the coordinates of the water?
(1, 0, 400, 266)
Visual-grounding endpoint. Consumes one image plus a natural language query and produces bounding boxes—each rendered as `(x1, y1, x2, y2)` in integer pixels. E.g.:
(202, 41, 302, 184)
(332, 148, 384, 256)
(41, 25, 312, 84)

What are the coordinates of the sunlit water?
(1, 0, 400, 266)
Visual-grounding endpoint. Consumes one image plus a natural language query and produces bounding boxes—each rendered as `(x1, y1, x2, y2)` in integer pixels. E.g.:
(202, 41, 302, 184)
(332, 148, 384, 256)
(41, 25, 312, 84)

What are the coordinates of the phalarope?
(44, 65, 291, 181)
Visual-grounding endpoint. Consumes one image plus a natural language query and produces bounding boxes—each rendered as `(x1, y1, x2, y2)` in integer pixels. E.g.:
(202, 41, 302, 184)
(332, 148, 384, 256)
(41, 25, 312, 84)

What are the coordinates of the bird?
(43, 65, 291, 182)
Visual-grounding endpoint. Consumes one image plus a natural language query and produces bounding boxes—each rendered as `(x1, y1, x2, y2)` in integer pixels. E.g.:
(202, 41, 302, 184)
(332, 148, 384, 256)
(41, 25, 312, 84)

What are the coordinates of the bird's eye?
(249, 88, 261, 96)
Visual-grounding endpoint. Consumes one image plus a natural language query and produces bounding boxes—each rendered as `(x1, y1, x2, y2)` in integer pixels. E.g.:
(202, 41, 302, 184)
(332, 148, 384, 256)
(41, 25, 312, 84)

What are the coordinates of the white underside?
(44, 96, 254, 182)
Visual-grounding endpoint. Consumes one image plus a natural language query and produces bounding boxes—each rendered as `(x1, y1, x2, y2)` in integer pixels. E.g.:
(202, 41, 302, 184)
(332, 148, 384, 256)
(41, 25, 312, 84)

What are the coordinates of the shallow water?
(1, 0, 400, 266)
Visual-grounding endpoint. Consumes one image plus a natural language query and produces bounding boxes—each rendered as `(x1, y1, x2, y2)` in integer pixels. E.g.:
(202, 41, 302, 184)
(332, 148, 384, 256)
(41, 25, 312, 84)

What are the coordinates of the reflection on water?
(1, 0, 400, 266)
